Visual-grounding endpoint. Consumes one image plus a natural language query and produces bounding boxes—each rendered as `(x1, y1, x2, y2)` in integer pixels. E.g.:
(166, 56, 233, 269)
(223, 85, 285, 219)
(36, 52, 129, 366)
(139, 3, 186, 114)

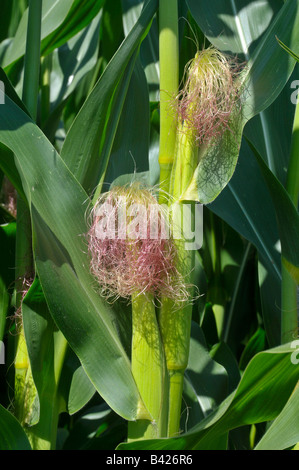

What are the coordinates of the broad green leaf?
(186, 0, 283, 59)
(255, 383, 299, 450)
(0, 67, 28, 199)
(64, 52, 139, 195)
(2, 0, 105, 69)
(248, 139, 299, 282)
(100, 0, 125, 69)
(209, 139, 282, 346)
(2, 0, 74, 68)
(23, 280, 96, 433)
(239, 327, 267, 370)
(118, 344, 299, 450)
(60, 0, 158, 195)
(243, 73, 296, 184)
(64, 357, 96, 415)
(209, 342, 241, 395)
(183, 322, 228, 430)
(105, 58, 150, 184)
(208, 75, 297, 345)
(0, 404, 32, 450)
(42, 12, 102, 142)
(40, 0, 105, 58)
(50, 12, 102, 108)
(22, 279, 67, 425)
(210, 151, 281, 346)
(241, 0, 299, 120)
(122, 0, 160, 101)
(0, 94, 146, 422)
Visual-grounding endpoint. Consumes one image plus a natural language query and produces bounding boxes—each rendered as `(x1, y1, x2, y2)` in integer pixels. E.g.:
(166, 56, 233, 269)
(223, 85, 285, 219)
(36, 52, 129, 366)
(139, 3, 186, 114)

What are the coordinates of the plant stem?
(26, 332, 69, 450)
(158, 2, 190, 436)
(158, 271, 194, 437)
(281, 100, 299, 343)
(131, 0, 182, 429)
(128, 293, 167, 440)
(159, 127, 197, 436)
(14, 0, 42, 435)
(14, 196, 35, 424)
(22, 0, 42, 121)
(158, 0, 179, 202)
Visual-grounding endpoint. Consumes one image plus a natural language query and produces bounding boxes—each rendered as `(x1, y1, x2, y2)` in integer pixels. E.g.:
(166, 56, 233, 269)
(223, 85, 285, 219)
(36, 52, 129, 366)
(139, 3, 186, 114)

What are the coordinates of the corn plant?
(0, 0, 298, 451)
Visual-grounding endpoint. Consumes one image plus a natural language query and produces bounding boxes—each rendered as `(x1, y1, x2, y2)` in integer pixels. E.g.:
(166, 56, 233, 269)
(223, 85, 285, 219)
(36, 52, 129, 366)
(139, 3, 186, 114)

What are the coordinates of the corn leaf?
(209, 138, 282, 346)
(183, 322, 229, 430)
(255, 383, 299, 450)
(0, 94, 145, 421)
(247, 139, 299, 282)
(60, 0, 158, 195)
(118, 344, 299, 450)
(0, 405, 32, 450)
(40, 0, 105, 57)
(2, 0, 105, 68)
(186, 0, 283, 59)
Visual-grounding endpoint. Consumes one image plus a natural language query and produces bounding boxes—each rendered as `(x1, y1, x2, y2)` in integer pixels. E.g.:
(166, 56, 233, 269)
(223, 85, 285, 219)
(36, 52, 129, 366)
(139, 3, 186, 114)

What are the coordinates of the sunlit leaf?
(118, 344, 299, 450)
(0, 94, 146, 422)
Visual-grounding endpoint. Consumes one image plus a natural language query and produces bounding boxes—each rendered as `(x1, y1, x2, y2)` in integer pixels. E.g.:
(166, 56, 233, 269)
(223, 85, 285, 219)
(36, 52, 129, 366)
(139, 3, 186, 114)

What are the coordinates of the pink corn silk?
(177, 47, 242, 146)
(88, 186, 188, 302)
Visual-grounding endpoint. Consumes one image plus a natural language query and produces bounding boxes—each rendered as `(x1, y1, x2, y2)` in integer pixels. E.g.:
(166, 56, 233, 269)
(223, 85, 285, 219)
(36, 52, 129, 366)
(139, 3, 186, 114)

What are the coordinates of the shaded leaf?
(182, 322, 228, 431)
(247, 139, 299, 282)
(209, 139, 282, 346)
(0, 404, 31, 450)
(60, 0, 158, 196)
(255, 383, 299, 450)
